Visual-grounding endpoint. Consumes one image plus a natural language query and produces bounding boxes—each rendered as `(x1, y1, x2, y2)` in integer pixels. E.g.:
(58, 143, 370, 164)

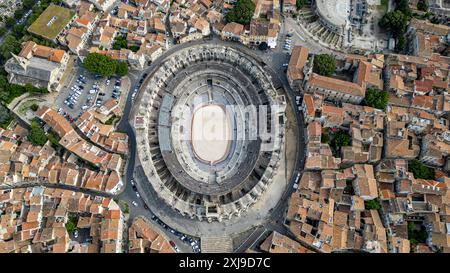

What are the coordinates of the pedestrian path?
(201, 235, 233, 253)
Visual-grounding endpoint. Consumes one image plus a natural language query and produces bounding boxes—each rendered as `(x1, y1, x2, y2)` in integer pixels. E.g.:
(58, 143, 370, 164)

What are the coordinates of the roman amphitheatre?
(131, 42, 294, 238)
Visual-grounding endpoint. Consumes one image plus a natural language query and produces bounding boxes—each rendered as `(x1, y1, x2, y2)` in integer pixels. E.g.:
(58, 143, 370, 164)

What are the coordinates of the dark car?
(143, 203, 149, 210)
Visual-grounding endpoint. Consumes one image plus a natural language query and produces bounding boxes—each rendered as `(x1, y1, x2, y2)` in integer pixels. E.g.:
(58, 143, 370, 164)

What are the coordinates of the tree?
(225, 0, 256, 25)
(395, 35, 407, 53)
(365, 200, 381, 210)
(296, 0, 307, 10)
(258, 42, 268, 51)
(83, 53, 117, 77)
(14, 9, 24, 20)
(379, 10, 408, 37)
(129, 45, 140, 52)
(5, 17, 15, 28)
(313, 54, 336, 76)
(321, 131, 330, 144)
(417, 0, 429, 12)
(30, 103, 39, 111)
(112, 35, 128, 50)
(0, 27, 7, 37)
(408, 221, 428, 246)
(22, 0, 36, 9)
(408, 159, 435, 180)
(395, 0, 412, 18)
(362, 88, 389, 109)
(12, 24, 25, 37)
(65, 214, 78, 233)
(47, 131, 60, 148)
(28, 120, 48, 146)
(0, 104, 12, 129)
(115, 61, 129, 77)
(334, 130, 351, 148)
(0, 35, 21, 61)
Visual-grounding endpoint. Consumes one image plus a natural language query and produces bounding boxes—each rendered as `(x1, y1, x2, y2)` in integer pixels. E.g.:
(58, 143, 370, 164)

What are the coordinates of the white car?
(130, 179, 135, 185)
(132, 201, 138, 207)
(136, 192, 140, 198)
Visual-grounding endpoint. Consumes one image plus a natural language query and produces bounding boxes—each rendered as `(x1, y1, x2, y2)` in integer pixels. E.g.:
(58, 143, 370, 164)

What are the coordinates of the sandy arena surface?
(191, 104, 231, 164)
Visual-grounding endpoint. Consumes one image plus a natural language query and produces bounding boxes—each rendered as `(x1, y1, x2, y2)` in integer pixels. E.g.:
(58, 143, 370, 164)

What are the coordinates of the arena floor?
(191, 104, 232, 164)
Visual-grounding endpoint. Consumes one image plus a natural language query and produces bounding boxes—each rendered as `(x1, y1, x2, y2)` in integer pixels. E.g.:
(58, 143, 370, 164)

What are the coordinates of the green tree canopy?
(362, 88, 389, 109)
(14, 9, 24, 20)
(225, 0, 256, 25)
(28, 120, 48, 146)
(395, 35, 407, 53)
(296, 0, 307, 10)
(321, 131, 330, 144)
(0, 27, 7, 37)
(408, 160, 435, 180)
(0, 104, 12, 129)
(408, 221, 428, 246)
(115, 61, 129, 77)
(395, 0, 412, 18)
(379, 10, 409, 37)
(65, 214, 78, 233)
(0, 35, 21, 61)
(313, 54, 336, 76)
(334, 129, 351, 148)
(22, 0, 36, 9)
(83, 53, 117, 77)
(30, 103, 39, 111)
(112, 35, 128, 50)
(417, 0, 429, 12)
(5, 17, 16, 28)
(365, 200, 381, 210)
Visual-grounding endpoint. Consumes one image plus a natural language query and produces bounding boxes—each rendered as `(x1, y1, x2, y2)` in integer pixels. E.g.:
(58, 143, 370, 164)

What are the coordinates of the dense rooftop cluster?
(128, 217, 176, 253)
(280, 15, 449, 253)
(0, 186, 124, 253)
(0, 101, 126, 194)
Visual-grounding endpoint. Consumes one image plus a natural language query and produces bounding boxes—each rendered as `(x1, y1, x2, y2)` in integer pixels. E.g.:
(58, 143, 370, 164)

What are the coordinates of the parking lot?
(54, 65, 125, 123)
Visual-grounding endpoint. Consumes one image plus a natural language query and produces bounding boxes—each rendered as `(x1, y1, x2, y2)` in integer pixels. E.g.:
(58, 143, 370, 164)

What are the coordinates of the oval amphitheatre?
(131, 42, 288, 234)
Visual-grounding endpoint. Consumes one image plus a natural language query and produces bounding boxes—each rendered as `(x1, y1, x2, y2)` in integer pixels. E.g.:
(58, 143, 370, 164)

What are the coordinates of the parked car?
(132, 201, 138, 207)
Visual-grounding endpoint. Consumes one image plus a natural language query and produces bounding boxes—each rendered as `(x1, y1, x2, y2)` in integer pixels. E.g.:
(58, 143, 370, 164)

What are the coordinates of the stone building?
(4, 41, 69, 92)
